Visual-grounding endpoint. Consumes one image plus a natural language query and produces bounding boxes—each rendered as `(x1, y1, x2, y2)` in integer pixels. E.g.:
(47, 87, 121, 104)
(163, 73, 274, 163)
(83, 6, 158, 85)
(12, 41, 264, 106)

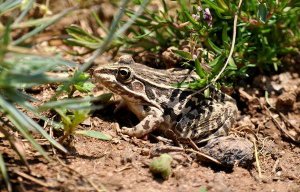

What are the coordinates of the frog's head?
(94, 55, 160, 105)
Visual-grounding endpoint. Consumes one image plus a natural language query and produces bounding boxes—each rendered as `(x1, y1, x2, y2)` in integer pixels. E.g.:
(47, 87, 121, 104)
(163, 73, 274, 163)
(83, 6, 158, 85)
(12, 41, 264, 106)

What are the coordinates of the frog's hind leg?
(197, 102, 238, 144)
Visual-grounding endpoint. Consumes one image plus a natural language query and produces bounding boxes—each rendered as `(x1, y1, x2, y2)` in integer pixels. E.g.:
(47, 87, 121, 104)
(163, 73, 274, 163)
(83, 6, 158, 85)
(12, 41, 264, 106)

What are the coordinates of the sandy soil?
(0, 2, 299, 191)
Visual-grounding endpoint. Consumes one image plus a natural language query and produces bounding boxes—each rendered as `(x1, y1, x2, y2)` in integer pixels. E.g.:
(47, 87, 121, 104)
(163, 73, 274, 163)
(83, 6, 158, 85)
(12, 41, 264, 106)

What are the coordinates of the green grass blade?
(0, 92, 67, 153)
(13, 0, 35, 25)
(79, 0, 149, 71)
(79, 0, 130, 71)
(0, 97, 50, 160)
(92, 11, 108, 33)
(0, 73, 68, 89)
(202, 0, 226, 13)
(12, 7, 75, 45)
(0, 153, 12, 192)
(0, 0, 21, 16)
(39, 93, 112, 111)
(114, 0, 150, 37)
(207, 38, 223, 54)
(0, 95, 66, 158)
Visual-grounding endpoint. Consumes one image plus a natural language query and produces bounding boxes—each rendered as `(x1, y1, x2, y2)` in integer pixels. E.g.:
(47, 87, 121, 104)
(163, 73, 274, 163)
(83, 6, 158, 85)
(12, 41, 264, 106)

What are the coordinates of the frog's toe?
(121, 127, 133, 135)
(121, 126, 145, 138)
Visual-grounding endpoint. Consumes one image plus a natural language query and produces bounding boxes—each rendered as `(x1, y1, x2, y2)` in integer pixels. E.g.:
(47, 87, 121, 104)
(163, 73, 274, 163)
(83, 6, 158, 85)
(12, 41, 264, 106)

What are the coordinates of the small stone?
(201, 135, 254, 167)
(140, 148, 150, 156)
(276, 91, 296, 111)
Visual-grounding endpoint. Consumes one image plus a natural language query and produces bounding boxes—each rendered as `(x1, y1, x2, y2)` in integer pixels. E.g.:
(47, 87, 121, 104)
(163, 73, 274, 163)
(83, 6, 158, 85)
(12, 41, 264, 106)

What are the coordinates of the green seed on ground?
(149, 154, 173, 180)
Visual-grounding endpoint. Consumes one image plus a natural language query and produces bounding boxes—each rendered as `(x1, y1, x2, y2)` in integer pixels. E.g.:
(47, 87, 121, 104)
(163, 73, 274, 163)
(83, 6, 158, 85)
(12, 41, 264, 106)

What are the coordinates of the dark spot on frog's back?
(169, 89, 181, 102)
(145, 86, 156, 100)
(185, 98, 197, 109)
(178, 90, 193, 102)
(186, 112, 196, 119)
(164, 106, 177, 120)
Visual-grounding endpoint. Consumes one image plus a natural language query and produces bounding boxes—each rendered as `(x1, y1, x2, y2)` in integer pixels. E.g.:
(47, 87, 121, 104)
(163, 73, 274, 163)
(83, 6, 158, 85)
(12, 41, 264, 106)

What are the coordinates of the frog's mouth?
(100, 78, 162, 110)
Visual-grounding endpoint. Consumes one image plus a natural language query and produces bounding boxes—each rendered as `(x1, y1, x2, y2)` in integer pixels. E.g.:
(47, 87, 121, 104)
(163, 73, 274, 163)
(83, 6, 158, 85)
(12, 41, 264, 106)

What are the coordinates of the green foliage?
(56, 103, 90, 141)
(43, 94, 112, 143)
(0, 1, 111, 190)
(56, 71, 96, 98)
(66, 0, 299, 88)
(0, 52, 70, 159)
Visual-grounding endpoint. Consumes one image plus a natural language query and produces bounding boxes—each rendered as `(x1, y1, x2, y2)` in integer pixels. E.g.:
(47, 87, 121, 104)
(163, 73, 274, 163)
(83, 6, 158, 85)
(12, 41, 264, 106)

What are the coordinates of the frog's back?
(160, 87, 238, 143)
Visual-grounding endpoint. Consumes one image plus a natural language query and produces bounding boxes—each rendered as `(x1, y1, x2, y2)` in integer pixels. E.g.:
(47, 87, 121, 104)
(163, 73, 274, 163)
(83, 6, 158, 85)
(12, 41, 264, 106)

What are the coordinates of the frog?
(94, 55, 238, 145)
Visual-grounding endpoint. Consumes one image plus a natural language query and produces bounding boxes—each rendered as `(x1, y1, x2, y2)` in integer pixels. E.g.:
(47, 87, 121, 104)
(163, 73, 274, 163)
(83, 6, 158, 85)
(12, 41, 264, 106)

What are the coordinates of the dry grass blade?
(0, 122, 30, 171)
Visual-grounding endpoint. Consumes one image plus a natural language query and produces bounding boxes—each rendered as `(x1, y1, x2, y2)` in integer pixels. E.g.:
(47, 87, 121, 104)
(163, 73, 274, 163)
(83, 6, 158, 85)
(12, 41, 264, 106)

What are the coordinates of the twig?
(151, 145, 221, 165)
(211, 0, 243, 84)
(187, 138, 201, 151)
(265, 92, 300, 135)
(114, 164, 133, 172)
(185, 148, 221, 165)
(13, 170, 51, 188)
(278, 112, 300, 133)
(187, 0, 244, 94)
(264, 106, 298, 143)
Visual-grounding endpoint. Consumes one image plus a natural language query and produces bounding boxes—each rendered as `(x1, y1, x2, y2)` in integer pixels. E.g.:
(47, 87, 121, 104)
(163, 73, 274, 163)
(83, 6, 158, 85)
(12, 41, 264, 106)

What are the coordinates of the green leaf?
(74, 82, 95, 93)
(227, 57, 237, 70)
(195, 58, 207, 78)
(75, 130, 112, 140)
(216, 0, 229, 11)
(202, 0, 226, 13)
(72, 71, 96, 93)
(178, 0, 201, 28)
(221, 23, 229, 43)
(209, 55, 225, 75)
(258, 3, 268, 23)
(172, 49, 193, 60)
(207, 38, 223, 54)
(190, 79, 207, 89)
(66, 25, 101, 46)
(72, 109, 90, 128)
(0, 0, 20, 16)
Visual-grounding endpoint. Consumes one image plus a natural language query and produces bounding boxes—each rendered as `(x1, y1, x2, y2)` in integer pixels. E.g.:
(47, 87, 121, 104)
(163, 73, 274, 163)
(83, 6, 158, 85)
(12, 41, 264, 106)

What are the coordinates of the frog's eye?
(117, 67, 132, 82)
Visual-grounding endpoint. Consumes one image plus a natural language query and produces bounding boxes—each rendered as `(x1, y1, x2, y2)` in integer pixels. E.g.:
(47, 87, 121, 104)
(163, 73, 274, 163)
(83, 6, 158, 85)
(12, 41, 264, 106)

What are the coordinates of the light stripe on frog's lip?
(95, 63, 197, 91)
(96, 73, 163, 110)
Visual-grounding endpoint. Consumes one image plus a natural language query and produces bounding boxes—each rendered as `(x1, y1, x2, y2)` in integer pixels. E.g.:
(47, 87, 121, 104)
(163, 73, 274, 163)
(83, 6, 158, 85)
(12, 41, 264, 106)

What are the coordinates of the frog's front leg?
(121, 107, 164, 138)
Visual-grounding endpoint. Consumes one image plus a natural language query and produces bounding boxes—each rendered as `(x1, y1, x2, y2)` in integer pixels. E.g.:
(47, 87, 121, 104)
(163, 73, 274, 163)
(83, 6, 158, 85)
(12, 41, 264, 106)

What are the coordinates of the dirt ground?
(1, 62, 299, 192)
(1, 2, 300, 192)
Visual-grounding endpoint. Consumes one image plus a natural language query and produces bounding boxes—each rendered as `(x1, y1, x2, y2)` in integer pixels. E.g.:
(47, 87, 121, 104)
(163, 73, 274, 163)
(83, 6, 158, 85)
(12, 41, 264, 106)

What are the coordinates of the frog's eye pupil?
(117, 68, 131, 82)
(119, 69, 128, 76)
